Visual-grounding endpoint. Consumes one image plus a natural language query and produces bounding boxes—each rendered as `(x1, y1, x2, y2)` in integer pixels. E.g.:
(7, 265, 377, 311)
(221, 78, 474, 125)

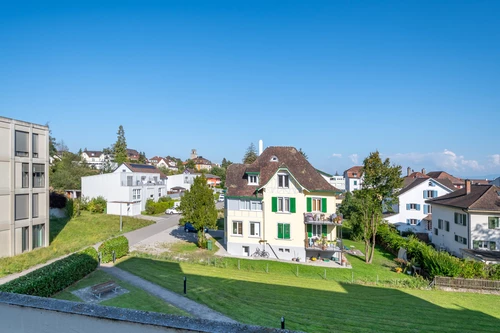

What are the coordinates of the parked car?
(165, 208, 179, 214)
(218, 194, 225, 202)
(184, 222, 209, 233)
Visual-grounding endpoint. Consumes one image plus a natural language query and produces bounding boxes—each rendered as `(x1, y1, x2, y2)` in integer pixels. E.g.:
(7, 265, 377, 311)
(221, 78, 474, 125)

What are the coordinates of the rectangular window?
(133, 189, 141, 200)
(232, 221, 243, 235)
(277, 223, 291, 239)
(454, 235, 467, 245)
(278, 174, 289, 188)
(32, 164, 45, 188)
(445, 220, 450, 232)
(15, 194, 29, 220)
(278, 197, 290, 213)
(32, 224, 45, 249)
(407, 203, 420, 210)
(434, 228, 438, 236)
(127, 176, 133, 186)
(239, 200, 250, 210)
(423, 190, 438, 198)
(454, 213, 467, 226)
(312, 198, 322, 212)
(488, 217, 499, 229)
(408, 219, 418, 225)
(15, 131, 29, 157)
(248, 175, 259, 185)
(423, 204, 432, 214)
(22, 163, 29, 188)
(312, 224, 322, 237)
(32, 133, 39, 158)
(250, 201, 262, 211)
(354, 180, 358, 185)
(21, 227, 29, 252)
(473, 240, 496, 250)
(250, 222, 260, 236)
(438, 219, 443, 229)
(32, 193, 39, 218)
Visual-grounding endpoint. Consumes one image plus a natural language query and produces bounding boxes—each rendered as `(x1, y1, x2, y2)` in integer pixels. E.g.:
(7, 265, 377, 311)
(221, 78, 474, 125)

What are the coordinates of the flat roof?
(0, 116, 49, 129)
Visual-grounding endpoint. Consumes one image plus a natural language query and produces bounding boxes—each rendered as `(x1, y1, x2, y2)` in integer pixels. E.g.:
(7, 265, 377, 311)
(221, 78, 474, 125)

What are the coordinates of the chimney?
(259, 140, 263, 156)
(465, 179, 471, 194)
(407, 167, 411, 176)
(422, 168, 426, 175)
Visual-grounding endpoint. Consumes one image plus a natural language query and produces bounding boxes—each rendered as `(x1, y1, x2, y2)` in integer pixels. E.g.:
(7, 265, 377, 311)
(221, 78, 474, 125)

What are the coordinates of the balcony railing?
(305, 238, 344, 252)
(304, 213, 343, 225)
(121, 180, 165, 186)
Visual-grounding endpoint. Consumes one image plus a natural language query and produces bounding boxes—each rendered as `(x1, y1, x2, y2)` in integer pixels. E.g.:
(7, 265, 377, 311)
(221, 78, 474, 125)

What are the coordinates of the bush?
(49, 191, 67, 209)
(145, 198, 174, 215)
(98, 236, 129, 263)
(87, 196, 107, 214)
(65, 198, 81, 218)
(0, 247, 98, 297)
(197, 230, 207, 249)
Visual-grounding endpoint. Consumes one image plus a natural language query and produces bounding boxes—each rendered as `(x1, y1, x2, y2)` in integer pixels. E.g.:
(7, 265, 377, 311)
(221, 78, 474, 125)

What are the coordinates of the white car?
(165, 208, 179, 215)
(218, 194, 225, 202)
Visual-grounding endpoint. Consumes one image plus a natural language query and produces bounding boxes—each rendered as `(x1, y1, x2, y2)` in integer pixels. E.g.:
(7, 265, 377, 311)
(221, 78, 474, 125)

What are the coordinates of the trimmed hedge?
(145, 198, 174, 215)
(377, 223, 500, 280)
(98, 236, 129, 263)
(0, 247, 98, 297)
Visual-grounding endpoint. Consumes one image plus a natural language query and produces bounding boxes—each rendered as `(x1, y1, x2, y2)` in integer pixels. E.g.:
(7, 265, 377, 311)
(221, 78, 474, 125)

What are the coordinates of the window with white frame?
(133, 189, 141, 200)
(240, 200, 250, 210)
(278, 197, 290, 213)
(278, 174, 289, 188)
(15, 131, 29, 157)
(248, 175, 259, 185)
(473, 240, 496, 250)
(251, 201, 262, 211)
(408, 203, 420, 210)
(454, 235, 467, 245)
(32, 164, 45, 188)
(408, 219, 418, 225)
(424, 190, 438, 198)
(232, 221, 243, 235)
(423, 204, 432, 214)
(312, 198, 322, 212)
(312, 224, 322, 237)
(488, 217, 499, 229)
(249, 222, 260, 236)
(454, 213, 467, 226)
(22, 163, 29, 188)
(32, 133, 38, 158)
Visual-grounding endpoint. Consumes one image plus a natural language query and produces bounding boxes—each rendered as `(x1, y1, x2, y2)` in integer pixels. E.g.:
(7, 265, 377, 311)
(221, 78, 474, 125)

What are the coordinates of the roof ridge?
(469, 184, 494, 208)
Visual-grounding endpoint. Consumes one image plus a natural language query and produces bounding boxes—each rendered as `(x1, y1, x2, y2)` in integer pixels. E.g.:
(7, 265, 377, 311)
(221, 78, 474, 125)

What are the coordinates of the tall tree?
(299, 148, 308, 160)
(178, 175, 218, 237)
(138, 151, 147, 164)
(56, 139, 69, 153)
(113, 125, 128, 165)
(243, 143, 258, 164)
(209, 166, 226, 187)
(352, 151, 402, 263)
(185, 159, 196, 170)
(221, 158, 233, 169)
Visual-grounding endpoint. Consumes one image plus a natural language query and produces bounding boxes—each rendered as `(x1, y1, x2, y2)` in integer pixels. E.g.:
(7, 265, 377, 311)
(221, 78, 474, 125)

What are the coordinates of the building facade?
(0, 117, 50, 258)
(225, 147, 342, 261)
(81, 150, 113, 170)
(82, 163, 167, 216)
(343, 166, 363, 192)
(427, 180, 500, 259)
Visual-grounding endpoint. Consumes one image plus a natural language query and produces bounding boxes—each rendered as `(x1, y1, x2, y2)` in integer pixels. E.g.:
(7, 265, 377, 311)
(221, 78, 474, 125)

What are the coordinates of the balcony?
(121, 180, 165, 186)
(305, 238, 344, 252)
(304, 213, 343, 225)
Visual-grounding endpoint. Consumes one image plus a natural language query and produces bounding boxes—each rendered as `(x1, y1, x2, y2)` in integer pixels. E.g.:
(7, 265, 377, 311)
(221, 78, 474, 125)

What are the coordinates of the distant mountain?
(458, 174, 499, 181)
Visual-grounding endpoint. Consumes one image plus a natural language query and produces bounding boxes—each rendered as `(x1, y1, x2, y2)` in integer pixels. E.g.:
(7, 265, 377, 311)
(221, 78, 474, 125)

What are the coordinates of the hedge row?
(98, 236, 129, 263)
(377, 223, 500, 280)
(0, 247, 98, 297)
(145, 198, 174, 215)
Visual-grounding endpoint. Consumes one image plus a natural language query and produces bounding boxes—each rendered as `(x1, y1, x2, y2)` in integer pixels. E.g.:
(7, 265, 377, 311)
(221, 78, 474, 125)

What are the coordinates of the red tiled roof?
(344, 166, 363, 178)
(427, 185, 500, 211)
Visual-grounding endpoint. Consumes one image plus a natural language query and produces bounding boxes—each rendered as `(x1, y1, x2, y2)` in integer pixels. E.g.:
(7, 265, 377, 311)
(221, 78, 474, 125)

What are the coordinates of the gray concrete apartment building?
(0, 116, 50, 258)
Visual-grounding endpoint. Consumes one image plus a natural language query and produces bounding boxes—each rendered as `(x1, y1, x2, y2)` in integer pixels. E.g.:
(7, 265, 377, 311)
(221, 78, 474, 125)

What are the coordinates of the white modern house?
(149, 156, 179, 172)
(82, 163, 167, 216)
(165, 170, 198, 192)
(81, 150, 113, 170)
(426, 180, 500, 262)
(344, 166, 363, 192)
(385, 177, 455, 236)
(317, 170, 346, 191)
(0, 117, 50, 257)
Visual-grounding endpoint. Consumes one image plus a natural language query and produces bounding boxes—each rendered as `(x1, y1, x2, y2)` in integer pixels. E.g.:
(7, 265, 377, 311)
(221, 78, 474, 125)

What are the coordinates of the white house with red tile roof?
(343, 166, 363, 192)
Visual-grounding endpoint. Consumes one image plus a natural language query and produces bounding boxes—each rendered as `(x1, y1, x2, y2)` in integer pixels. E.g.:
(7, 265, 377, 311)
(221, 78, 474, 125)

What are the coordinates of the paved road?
(101, 265, 237, 323)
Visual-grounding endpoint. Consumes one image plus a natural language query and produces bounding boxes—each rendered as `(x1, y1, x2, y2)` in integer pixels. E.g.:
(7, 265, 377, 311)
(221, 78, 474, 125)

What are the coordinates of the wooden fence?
(434, 276, 500, 290)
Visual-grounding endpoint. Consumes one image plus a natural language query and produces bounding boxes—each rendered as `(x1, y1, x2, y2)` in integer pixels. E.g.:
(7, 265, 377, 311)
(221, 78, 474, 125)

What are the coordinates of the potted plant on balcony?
(321, 236, 328, 250)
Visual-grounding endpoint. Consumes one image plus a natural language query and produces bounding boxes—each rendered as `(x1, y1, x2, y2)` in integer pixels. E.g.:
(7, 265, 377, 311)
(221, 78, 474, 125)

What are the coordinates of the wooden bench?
(91, 280, 119, 299)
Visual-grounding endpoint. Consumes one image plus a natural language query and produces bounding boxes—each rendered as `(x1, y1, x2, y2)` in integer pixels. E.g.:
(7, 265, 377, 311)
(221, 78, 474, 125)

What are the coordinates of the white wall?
(431, 205, 469, 257)
(470, 212, 500, 251)
(166, 174, 196, 191)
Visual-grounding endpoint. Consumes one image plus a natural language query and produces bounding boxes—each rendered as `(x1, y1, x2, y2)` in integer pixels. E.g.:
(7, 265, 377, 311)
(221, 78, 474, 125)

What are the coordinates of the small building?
(0, 116, 50, 257)
(426, 180, 500, 259)
(343, 166, 363, 192)
(81, 163, 167, 216)
(81, 149, 113, 170)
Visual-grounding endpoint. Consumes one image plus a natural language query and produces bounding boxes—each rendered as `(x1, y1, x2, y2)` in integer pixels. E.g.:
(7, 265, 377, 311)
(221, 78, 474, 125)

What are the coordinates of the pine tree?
(113, 125, 128, 165)
(299, 148, 308, 160)
(243, 143, 258, 164)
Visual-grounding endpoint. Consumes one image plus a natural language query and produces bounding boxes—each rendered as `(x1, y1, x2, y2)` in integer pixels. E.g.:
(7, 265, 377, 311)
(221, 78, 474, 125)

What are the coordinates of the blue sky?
(1, 1, 499, 178)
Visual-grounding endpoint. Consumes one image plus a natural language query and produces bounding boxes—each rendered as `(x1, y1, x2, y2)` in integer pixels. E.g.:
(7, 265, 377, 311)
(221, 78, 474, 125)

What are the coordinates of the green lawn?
(0, 211, 153, 277)
(117, 245, 500, 332)
(53, 269, 189, 316)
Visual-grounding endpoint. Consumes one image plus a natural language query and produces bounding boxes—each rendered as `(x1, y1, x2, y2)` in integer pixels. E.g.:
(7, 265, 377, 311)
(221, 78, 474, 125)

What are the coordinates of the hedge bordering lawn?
(98, 236, 129, 263)
(0, 247, 98, 297)
(377, 223, 500, 280)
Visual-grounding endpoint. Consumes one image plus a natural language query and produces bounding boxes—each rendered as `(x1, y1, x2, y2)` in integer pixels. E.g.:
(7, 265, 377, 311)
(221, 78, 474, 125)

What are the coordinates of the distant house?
(81, 163, 167, 216)
(317, 170, 346, 191)
(81, 149, 113, 170)
(205, 174, 221, 187)
(343, 166, 363, 192)
(127, 149, 140, 161)
(166, 169, 215, 192)
(157, 158, 179, 171)
(385, 177, 455, 236)
(225, 146, 342, 261)
(426, 180, 500, 262)
(191, 156, 212, 171)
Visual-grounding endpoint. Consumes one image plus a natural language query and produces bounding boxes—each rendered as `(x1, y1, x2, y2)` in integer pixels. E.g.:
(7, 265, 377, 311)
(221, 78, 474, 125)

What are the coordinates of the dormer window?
(271, 156, 278, 162)
(278, 174, 289, 188)
(428, 181, 435, 187)
(353, 173, 357, 177)
(248, 175, 259, 185)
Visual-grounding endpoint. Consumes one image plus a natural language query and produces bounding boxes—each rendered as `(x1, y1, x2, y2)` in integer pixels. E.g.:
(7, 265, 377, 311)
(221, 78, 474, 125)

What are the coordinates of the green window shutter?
(490, 242, 496, 250)
(321, 198, 327, 213)
(272, 197, 277, 212)
(307, 224, 312, 237)
(307, 197, 312, 212)
(322, 224, 327, 237)
(290, 198, 296, 213)
(277, 223, 283, 239)
(473, 240, 479, 249)
(284, 224, 290, 239)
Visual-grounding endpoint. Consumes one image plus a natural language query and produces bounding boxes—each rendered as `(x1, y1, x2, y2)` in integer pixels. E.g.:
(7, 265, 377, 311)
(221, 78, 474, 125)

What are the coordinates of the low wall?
(0, 292, 296, 333)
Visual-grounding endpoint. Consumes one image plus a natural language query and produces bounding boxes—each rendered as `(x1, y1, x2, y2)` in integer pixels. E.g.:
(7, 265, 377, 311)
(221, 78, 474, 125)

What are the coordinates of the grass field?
(0, 211, 153, 277)
(53, 269, 189, 316)
(117, 241, 500, 333)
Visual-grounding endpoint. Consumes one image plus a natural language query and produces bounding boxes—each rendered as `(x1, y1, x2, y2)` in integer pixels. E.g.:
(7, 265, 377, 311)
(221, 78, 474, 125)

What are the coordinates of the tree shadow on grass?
(49, 216, 71, 243)
(169, 227, 199, 243)
(117, 257, 500, 333)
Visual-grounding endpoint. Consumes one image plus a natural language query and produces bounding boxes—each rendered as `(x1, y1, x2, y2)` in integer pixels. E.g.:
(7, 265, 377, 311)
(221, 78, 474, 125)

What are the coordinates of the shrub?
(49, 191, 67, 209)
(87, 196, 107, 214)
(145, 198, 174, 215)
(65, 198, 81, 218)
(0, 247, 98, 297)
(197, 230, 207, 249)
(98, 236, 129, 263)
